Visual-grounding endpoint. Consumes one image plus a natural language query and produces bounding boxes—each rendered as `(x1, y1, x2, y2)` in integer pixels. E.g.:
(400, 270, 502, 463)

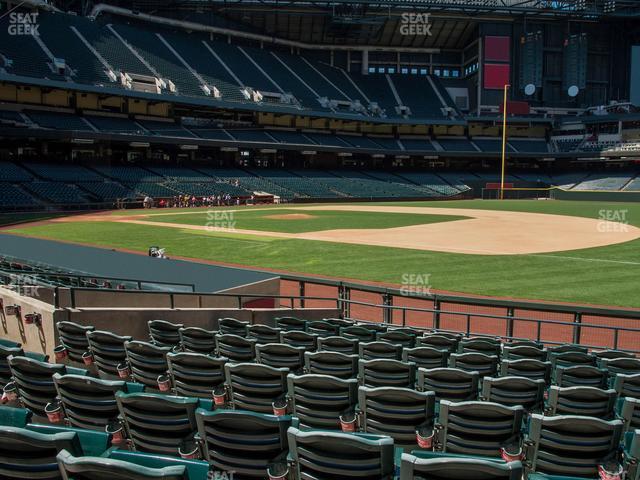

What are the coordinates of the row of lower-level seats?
(9, 401, 636, 480)
(0, 318, 638, 479)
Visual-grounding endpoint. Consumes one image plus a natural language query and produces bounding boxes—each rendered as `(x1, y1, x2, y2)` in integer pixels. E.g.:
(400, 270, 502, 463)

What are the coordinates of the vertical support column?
(573, 312, 582, 345)
(382, 292, 393, 325)
(299, 281, 305, 309)
(506, 307, 515, 339)
(361, 49, 369, 75)
(433, 298, 441, 330)
(343, 286, 351, 319)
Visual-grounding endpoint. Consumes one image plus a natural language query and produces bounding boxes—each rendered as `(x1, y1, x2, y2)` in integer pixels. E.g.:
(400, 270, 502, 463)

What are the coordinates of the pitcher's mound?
(265, 213, 316, 220)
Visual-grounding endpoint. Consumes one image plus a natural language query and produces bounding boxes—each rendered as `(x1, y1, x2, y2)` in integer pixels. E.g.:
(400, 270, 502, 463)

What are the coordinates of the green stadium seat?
(124, 341, 171, 392)
(115, 391, 200, 456)
(601, 357, 640, 377)
(481, 376, 545, 410)
(214, 334, 256, 362)
(148, 320, 184, 349)
(458, 338, 502, 356)
(86, 331, 132, 380)
(195, 408, 290, 478)
(56, 450, 196, 480)
(306, 321, 340, 338)
(317, 335, 358, 354)
(594, 349, 636, 361)
(52, 373, 138, 430)
(450, 352, 499, 378)
(247, 325, 282, 343)
(416, 367, 479, 401)
(399, 452, 523, 480)
(546, 385, 617, 419)
(613, 373, 640, 399)
(618, 397, 640, 431)
(279, 331, 318, 350)
(341, 326, 377, 342)
(217, 318, 249, 337)
(0, 342, 24, 388)
(502, 345, 547, 361)
(417, 334, 459, 353)
(55, 322, 95, 365)
(304, 351, 359, 379)
(524, 414, 623, 478)
(435, 400, 524, 458)
(0, 405, 32, 428)
(8, 356, 86, 417)
(166, 352, 227, 398)
(256, 343, 305, 371)
(554, 365, 608, 388)
(275, 316, 307, 332)
(324, 318, 355, 329)
(0, 426, 85, 479)
(500, 359, 552, 384)
(547, 345, 588, 355)
(358, 386, 435, 447)
(178, 327, 216, 354)
(287, 373, 358, 430)
(377, 330, 416, 348)
(549, 351, 596, 370)
(624, 429, 640, 480)
(358, 359, 416, 388)
(359, 341, 403, 361)
(287, 427, 395, 479)
(224, 363, 289, 413)
(402, 347, 449, 370)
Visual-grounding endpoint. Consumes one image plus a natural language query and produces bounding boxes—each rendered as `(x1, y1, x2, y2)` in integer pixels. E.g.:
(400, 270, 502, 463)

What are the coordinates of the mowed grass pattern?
(8, 200, 640, 308)
(142, 209, 467, 233)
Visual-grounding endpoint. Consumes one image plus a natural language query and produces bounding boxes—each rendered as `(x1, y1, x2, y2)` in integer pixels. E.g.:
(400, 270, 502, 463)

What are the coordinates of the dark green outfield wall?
(551, 189, 640, 202)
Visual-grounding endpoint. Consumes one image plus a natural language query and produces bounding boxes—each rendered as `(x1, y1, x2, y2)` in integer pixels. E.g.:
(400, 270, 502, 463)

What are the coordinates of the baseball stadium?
(0, 0, 639, 478)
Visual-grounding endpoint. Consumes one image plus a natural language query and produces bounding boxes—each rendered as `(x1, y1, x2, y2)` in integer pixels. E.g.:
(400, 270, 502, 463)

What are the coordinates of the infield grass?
(7, 200, 640, 308)
(141, 208, 467, 233)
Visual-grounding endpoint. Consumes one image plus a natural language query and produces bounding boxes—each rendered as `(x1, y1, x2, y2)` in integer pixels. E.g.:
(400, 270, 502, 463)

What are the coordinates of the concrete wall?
(57, 277, 281, 309)
(0, 287, 60, 360)
(1, 285, 338, 359)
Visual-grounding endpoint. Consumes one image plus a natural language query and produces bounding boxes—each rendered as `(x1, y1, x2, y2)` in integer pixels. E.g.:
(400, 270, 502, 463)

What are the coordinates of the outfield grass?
(7, 200, 640, 308)
(143, 208, 467, 233)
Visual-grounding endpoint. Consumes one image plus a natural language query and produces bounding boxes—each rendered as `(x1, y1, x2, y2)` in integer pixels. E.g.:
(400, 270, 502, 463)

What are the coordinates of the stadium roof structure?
(98, 0, 640, 18)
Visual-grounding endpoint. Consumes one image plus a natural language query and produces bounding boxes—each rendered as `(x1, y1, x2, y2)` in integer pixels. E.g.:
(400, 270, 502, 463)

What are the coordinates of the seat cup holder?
(339, 412, 357, 433)
(267, 462, 289, 480)
(117, 363, 130, 379)
(54, 345, 68, 362)
(1, 381, 18, 403)
(272, 398, 288, 417)
(106, 420, 125, 445)
(179, 439, 201, 460)
(45, 401, 64, 423)
(82, 351, 94, 366)
(212, 386, 227, 406)
(157, 374, 171, 392)
(416, 426, 434, 449)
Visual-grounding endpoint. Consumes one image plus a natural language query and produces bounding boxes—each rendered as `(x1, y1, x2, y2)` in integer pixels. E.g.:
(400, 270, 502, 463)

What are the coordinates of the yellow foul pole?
(500, 84, 510, 200)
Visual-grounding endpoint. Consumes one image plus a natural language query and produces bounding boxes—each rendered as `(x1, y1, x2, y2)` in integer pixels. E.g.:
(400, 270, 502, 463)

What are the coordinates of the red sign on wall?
(484, 64, 510, 90)
(485, 36, 511, 62)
